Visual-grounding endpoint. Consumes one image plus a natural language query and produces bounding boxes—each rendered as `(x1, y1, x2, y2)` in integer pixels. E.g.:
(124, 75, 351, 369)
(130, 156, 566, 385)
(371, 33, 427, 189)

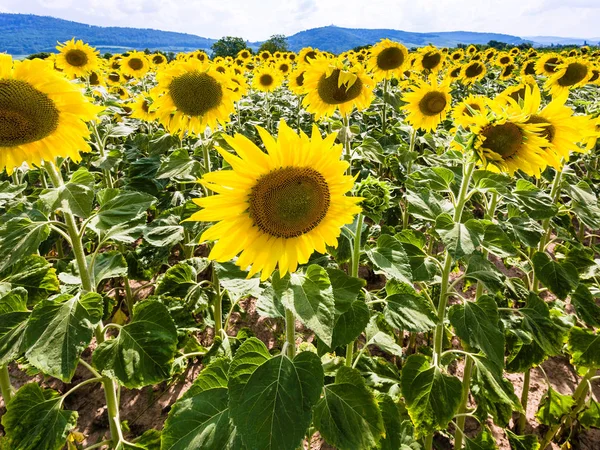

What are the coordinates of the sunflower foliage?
(0, 40, 600, 450)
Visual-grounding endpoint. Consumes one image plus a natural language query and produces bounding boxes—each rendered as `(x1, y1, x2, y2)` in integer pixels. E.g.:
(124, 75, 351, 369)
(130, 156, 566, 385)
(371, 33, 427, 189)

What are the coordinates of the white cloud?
(1, 0, 599, 39)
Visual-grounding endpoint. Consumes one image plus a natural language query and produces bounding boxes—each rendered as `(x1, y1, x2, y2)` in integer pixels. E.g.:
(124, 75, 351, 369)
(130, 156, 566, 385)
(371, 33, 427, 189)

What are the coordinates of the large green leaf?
(0, 287, 30, 366)
(228, 338, 323, 450)
(512, 179, 557, 220)
(93, 300, 178, 388)
(330, 299, 370, 348)
(535, 386, 575, 426)
(327, 268, 365, 314)
(465, 427, 498, 450)
(481, 222, 517, 258)
(435, 214, 483, 260)
(571, 284, 600, 327)
(505, 430, 540, 450)
(91, 250, 128, 287)
(366, 234, 413, 284)
(1, 383, 77, 450)
(143, 215, 185, 248)
(25, 292, 103, 381)
(464, 254, 505, 293)
(0, 215, 50, 272)
(89, 189, 156, 231)
(0, 254, 59, 306)
(532, 252, 578, 300)
(384, 285, 437, 333)
(449, 295, 504, 370)
(272, 265, 336, 347)
(378, 395, 420, 450)
(215, 261, 261, 301)
(567, 326, 600, 368)
(519, 294, 567, 356)
(400, 354, 462, 437)
(314, 366, 385, 450)
(162, 359, 240, 450)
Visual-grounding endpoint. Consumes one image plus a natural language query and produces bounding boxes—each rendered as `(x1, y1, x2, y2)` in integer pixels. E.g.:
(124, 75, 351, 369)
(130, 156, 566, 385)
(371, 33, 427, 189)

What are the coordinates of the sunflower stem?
(517, 368, 531, 434)
(0, 365, 13, 405)
(381, 78, 388, 134)
(212, 264, 223, 337)
(402, 128, 418, 230)
(285, 308, 296, 359)
(343, 114, 352, 173)
(44, 160, 122, 447)
(346, 213, 364, 367)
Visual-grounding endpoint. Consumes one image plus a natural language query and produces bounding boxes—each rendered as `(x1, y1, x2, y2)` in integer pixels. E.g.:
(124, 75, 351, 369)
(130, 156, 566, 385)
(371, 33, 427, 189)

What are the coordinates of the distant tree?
(26, 52, 51, 60)
(487, 40, 509, 50)
(211, 36, 248, 58)
(258, 34, 288, 54)
(352, 44, 371, 52)
(103, 52, 113, 59)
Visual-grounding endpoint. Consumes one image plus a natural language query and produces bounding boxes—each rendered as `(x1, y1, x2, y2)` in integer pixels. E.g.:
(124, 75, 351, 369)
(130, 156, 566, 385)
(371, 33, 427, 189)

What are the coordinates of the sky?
(0, 0, 599, 41)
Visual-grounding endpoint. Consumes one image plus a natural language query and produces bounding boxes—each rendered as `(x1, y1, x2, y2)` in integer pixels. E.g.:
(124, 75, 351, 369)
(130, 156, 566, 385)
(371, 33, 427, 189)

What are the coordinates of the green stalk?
(517, 368, 531, 434)
(343, 114, 352, 170)
(44, 161, 122, 447)
(0, 365, 13, 404)
(212, 265, 223, 337)
(402, 129, 418, 230)
(285, 308, 296, 359)
(381, 78, 388, 134)
(346, 213, 364, 367)
(454, 191, 498, 449)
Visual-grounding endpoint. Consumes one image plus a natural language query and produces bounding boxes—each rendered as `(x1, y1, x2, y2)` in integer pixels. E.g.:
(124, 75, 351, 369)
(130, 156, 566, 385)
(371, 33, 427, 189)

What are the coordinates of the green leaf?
(327, 268, 365, 314)
(215, 261, 261, 301)
(314, 366, 385, 450)
(0, 287, 30, 366)
(464, 254, 505, 293)
(144, 216, 184, 248)
(162, 359, 240, 450)
(535, 386, 575, 425)
(0, 254, 59, 306)
(93, 300, 178, 388)
(378, 395, 420, 450)
(366, 234, 413, 284)
(25, 292, 103, 381)
(520, 294, 567, 356)
(567, 326, 600, 368)
(229, 339, 323, 450)
(579, 400, 600, 429)
(1, 383, 77, 450)
(400, 354, 462, 437)
(58, 182, 95, 218)
(156, 148, 202, 180)
(567, 181, 600, 229)
(384, 287, 437, 333)
(571, 284, 600, 327)
(512, 179, 557, 220)
(505, 217, 544, 248)
(532, 252, 578, 300)
(465, 427, 498, 450)
(330, 298, 370, 348)
(406, 189, 446, 221)
(89, 189, 156, 231)
(0, 216, 50, 272)
(449, 295, 505, 370)
(481, 222, 518, 258)
(435, 214, 483, 260)
(273, 265, 335, 347)
(505, 430, 540, 450)
(91, 250, 128, 287)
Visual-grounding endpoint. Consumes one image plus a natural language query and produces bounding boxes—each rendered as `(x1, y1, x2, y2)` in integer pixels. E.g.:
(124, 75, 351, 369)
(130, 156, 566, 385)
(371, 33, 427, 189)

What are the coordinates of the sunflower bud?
(355, 175, 392, 223)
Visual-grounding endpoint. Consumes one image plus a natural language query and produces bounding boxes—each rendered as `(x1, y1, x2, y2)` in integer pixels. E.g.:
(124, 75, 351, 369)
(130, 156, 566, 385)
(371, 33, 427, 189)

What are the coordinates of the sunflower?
(84, 70, 106, 88)
(416, 46, 445, 73)
(495, 53, 513, 67)
(120, 51, 150, 78)
(452, 95, 487, 129)
(450, 49, 465, 62)
(447, 64, 462, 80)
(366, 39, 408, 81)
(252, 66, 283, 92)
(495, 76, 537, 105)
(402, 76, 452, 132)
(55, 39, 100, 79)
(277, 61, 291, 76)
(110, 86, 130, 100)
(588, 65, 600, 84)
(228, 73, 248, 101)
(189, 121, 361, 281)
(129, 95, 156, 122)
(106, 72, 123, 86)
(484, 48, 497, 61)
(190, 51, 209, 64)
(471, 100, 558, 177)
(259, 51, 271, 61)
(460, 60, 486, 85)
(150, 59, 235, 135)
(509, 47, 520, 56)
(544, 57, 592, 96)
(535, 53, 563, 77)
(151, 53, 167, 66)
(109, 55, 122, 71)
(288, 68, 307, 95)
(298, 47, 320, 65)
(237, 49, 252, 60)
(520, 59, 537, 77)
(0, 55, 99, 175)
(499, 64, 516, 80)
(302, 58, 374, 119)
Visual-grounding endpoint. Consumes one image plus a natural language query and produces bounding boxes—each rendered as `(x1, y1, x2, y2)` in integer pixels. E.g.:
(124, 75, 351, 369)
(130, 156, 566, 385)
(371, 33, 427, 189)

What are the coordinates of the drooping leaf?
(25, 292, 103, 381)
(400, 354, 462, 437)
(378, 395, 420, 450)
(0, 215, 50, 272)
(89, 189, 156, 232)
(327, 268, 365, 314)
(435, 214, 483, 260)
(1, 383, 78, 450)
(330, 298, 370, 348)
(465, 426, 498, 450)
(464, 254, 505, 293)
(579, 400, 600, 429)
(366, 234, 413, 284)
(314, 366, 385, 450)
(481, 223, 517, 258)
(384, 287, 437, 333)
(0, 287, 30, 366)
(567, 326, 600, 368)
(143, 215, 185, 248)
(93, 300, 178, 388)
(571, 284, 600, 327)
(512, 179, 557, 220)
(215, 261, 261, 301)
(535, 386, 575, 426)
(505, 430, 540, 450)
(519, 294, 567, 356)
(532, 252, 578, 300)
(0, 254, 59, 305)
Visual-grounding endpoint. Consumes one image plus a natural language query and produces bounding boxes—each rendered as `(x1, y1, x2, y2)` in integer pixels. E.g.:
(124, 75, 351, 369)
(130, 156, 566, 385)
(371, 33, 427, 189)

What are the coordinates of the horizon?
(0, 1, 599, 41)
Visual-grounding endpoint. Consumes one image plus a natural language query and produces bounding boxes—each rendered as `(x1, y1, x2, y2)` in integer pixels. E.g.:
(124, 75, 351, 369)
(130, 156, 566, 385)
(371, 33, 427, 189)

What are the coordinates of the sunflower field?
(1, 38, 600, 450)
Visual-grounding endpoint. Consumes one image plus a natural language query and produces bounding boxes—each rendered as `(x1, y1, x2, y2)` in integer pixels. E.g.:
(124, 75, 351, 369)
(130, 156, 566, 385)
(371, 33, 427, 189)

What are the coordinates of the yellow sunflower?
(366, 39, 409, 81)
(237, 49, 252, 60)
(277, 61, 292, 76)
(55, 39, 100, 79)
(495, 53, 514, 67)
(252, 66, 283, 92)
(450, 49, 465, 62)
(0, 55, 99, 175)
(452, 95, 488, 129)
(484, 48, 497, 62)
(302, 58, 374, 119)
(189, 51, 209, 64)
(259, 51, 271, 61)
(460, 60, 487, 85)
(150, 53, 167, 66)
(402, 76, 452, 132)
(150, 59, 235, 135)
(544, 57, 592, 96)
(228, 72, 248, 101)
(466, 45, 478, 56)
(471, 100, 559, 177)
(129, 95, 156, 122)
(447, 64, 463, 80)
(106, 72, 123, 86)
(495, 76, 538, 105)
(120, 51, 151, 78)
(520, 59, 537, 77)
(189, 121, 362, 281)
(416, 46, 445, 73)
(288, 68, 307, 96)
(535, 53, 563, 77)
(298, 47, 320, 65)
(499, 64, 516, 80)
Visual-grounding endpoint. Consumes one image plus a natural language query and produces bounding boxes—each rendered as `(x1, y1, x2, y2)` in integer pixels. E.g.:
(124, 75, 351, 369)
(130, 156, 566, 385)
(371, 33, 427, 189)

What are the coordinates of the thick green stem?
(346, 213, 364, 367)
(381, 78, 388, 134)
(454, 356, 474, 449)
(0, 365, 13, 404)
(343, 114, 352, 171)
(402, 129, 418, 230)
(518, 369, 531, 434)
(212, 266, 223, 337)
(432, 160, 476, 364)
(285, 308, 296, 359)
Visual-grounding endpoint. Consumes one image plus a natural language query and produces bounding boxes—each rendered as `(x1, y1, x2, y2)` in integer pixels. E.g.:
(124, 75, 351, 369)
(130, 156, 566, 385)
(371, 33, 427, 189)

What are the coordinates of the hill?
(0, 13, 595, 56)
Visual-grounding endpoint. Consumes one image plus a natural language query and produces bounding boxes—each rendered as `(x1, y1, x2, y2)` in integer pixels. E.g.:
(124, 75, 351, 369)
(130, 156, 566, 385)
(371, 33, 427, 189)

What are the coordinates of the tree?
(26, 52, 51, 60)
(258, 34, 289, 54)
(211, 36, 248, 58)
(487, 40, 509, 50)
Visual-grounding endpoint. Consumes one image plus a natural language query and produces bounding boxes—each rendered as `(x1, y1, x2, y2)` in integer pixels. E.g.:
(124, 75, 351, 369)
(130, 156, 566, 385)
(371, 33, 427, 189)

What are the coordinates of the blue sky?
(0, 0, 599, 41)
